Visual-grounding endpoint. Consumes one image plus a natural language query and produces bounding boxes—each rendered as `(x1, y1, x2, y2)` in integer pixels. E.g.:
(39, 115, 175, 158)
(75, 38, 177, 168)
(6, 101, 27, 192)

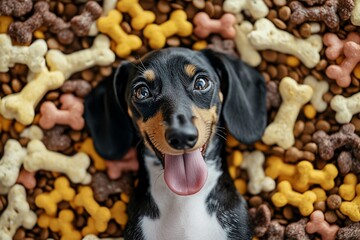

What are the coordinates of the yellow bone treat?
(339, 173, 358, 201)
(74, 138, 106, 170)
(0, 185, 37, 240)
(74, 186, 111, 232)
(117, 0, 155, 30)
(38, 210, 82, 240)
(81, 218, 99, 236)
(143, 10, 193, 49)
(340, 183, 360, 221)
(23, 140, 91, 184)
(272, 180, 317, 216)
(293, 161, 338, 192)
(97, 10, 142, 58)
(111, 200, 128, 226)
(0, 68, 65, 125)
(46, 34, 115, 79)
(265, 156, 297, 181)
(35, 177, 76, 216)
(262, 77, 313, 149)
(0, 16, 13, 33)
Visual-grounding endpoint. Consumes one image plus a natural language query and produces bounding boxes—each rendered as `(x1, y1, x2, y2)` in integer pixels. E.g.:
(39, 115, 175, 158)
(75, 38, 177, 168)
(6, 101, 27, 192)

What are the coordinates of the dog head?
(84, 48, 267, 195)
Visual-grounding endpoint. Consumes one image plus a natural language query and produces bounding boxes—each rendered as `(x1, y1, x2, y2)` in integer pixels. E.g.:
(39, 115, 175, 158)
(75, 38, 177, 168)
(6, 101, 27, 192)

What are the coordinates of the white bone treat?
(0, 34, 47, 73)
(0, 139, 27, 194)
(20, 125, 44, 140)
(248, 18, 323, 68)
(223, 0, 269, 19)
(351, 0, 360, 26)
(0, 68, 65, 125)
(241, 151, 275, 195)
(23, 139, 91, 184)
(330, 92, 360, 124)
(304, 75, 329, 112)
(262, 77, 313, 149)
(46, 34, 115, 79)
(234, 21, 261, 67)
(89, 0, 118, 36)
(0, 185, 37, 240)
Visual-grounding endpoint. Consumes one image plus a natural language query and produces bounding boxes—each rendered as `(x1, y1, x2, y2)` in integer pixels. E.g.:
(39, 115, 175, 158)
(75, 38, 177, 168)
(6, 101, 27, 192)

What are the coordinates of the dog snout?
(165, 114, 198, 149)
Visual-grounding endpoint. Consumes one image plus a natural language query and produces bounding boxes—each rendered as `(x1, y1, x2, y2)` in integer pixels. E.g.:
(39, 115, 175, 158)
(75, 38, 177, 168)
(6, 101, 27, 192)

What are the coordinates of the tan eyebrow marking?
(184, 64, 196, 77)
(143, 69, 155, 81)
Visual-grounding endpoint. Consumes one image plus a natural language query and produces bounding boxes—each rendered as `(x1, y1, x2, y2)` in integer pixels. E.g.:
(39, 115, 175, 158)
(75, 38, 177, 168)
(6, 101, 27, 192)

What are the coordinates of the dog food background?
(1, 0, 360, 239)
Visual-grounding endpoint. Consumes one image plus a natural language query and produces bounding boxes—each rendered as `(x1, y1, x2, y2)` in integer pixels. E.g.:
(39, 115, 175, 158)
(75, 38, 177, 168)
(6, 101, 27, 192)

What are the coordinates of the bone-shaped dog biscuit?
(35, 177, 76, 216)
(75, 138, 106, 170)
(304, 75, 329, 112)
(97, 10, 142, 58)
(326, 41, 360, 88)
(20, 125, 44, 140)
(265, 155, 297, 182)
(223, 0, 269, 19)
(331, 92, 360, 124)
(39, 94, 85, 130)
(0, 139, 27, 194)
(262, 77, 313, 149)
(352, 0, 360, 26)
(0, 68, 65, 125)
(241, 151, 275, 195)
(272, 180, 317, 216)
(23, 140, 91, 184)
(0, 34, 47, 73)
(0, 185, 37, 240)
(293, 161, 338, 192)
(340, 183, 360, 221)
(248, 18, 323, 68)
(234, 21, 261, 67)
(143, 10, 193, 49)
(117, 0, 155, 30)
(323, 32, 360, 60)
(83, 234, 124, 240)
(193, 12, 236, 39)
(339, 173, 357, 201)
(74, 186, 112, 232)
(88, 0, 118, 36)
(46, 34, 115, 79)
(306, 210, 339, 240)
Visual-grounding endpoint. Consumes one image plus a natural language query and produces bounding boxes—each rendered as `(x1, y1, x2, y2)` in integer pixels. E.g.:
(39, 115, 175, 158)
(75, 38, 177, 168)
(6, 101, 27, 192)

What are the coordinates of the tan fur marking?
(184, 64, 196, 77)
(192, 106, 218, 149)
(219, 91, 224, 103)
(143, 69, 155, 81)
(128, 108, 133, 118)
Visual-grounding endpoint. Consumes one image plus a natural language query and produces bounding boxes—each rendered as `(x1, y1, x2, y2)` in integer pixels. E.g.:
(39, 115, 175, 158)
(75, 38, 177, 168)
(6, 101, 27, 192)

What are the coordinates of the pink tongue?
(164, 149, 208, 196)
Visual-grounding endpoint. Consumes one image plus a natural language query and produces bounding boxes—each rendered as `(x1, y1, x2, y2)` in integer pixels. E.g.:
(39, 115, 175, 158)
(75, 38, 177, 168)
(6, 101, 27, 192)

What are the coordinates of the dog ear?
(84, 61, 135, 160)
(201, 49, 267, 144)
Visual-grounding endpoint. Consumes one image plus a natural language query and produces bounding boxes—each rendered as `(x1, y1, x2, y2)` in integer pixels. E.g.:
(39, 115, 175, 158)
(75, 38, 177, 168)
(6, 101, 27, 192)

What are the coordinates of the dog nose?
(166, 126, 198, 149)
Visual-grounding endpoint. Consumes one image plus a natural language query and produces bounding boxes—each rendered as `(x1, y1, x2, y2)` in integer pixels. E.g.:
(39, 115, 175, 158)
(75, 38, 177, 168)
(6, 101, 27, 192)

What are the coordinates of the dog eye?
(194, 77, 211, 91)
(134, 86, 151, 100)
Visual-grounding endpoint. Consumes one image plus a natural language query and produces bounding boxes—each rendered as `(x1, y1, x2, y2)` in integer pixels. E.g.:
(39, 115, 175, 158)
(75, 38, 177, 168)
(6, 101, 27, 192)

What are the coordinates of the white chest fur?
(141, 156, 227, 240)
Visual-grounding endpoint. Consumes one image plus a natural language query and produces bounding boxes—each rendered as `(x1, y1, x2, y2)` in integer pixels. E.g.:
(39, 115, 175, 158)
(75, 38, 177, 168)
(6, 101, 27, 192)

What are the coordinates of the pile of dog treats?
(1, 0, 360, 239)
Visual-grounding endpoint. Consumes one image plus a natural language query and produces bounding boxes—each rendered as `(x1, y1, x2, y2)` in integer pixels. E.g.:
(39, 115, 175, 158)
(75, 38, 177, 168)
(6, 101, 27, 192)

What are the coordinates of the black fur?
(84, 47, 267, 240)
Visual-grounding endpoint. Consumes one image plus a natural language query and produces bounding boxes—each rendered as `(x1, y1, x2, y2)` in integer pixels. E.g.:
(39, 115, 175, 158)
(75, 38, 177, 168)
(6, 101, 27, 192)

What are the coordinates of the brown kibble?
(81, 69, 95, 81)
(0, 73, 10, 83)
(193, 0, 205, 9)
(314, 201, 326, 212)
(273, 18, 287, 30)
(299, 23, 311, 38)
(157, 1, 171, 13)
(324, 210, 338, 223)
(204, 1, 215, 18)
(2, 83, 12, 95)
(262, 50, 278, 63)
(278, 6, 291, 21)
(283, 206, 293, 220)
(13, 228, 26, 240)
(303, 142, 317, 153)
(107, 221, 118, 235)
(294, 120, 305, 137)
(315, 120, 331, 132)
(249, 196, 263, 208)
(327, 194, 342, 210)
(11, 78, 22, 93)
(40, 228, 49, 240)
(46, 91, 60, 101)
(47, 38, 60, 49)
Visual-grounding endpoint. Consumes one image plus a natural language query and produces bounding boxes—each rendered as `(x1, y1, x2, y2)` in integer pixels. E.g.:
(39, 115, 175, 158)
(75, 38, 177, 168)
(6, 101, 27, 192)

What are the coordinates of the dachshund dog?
(84, 48, 267, 240)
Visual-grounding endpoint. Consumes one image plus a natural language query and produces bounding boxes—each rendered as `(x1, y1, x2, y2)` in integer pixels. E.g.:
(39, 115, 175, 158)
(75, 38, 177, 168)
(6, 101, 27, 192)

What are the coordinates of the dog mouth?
(146, 134, 209, 196)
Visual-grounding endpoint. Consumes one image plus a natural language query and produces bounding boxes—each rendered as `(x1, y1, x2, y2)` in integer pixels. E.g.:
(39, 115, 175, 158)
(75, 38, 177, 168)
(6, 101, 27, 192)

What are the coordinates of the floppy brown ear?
(201, 49, 267, 144)
(84, 61, 135, 160)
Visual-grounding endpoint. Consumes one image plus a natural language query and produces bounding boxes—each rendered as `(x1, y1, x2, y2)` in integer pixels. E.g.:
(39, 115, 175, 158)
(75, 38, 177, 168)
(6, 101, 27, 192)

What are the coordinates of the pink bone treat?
(306, 210, 340, 240)
(326, 41, 360, 88)
(0, 0, 33, 17)
(193, 12, 236, 39)
(9, 1, 74, 45)
(71, 1, 103, 37)
(16, 169, 36, 190)
(39, 94, 85, 131)
(323, 32, 360, 60)
(105, 148, 139, 180)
